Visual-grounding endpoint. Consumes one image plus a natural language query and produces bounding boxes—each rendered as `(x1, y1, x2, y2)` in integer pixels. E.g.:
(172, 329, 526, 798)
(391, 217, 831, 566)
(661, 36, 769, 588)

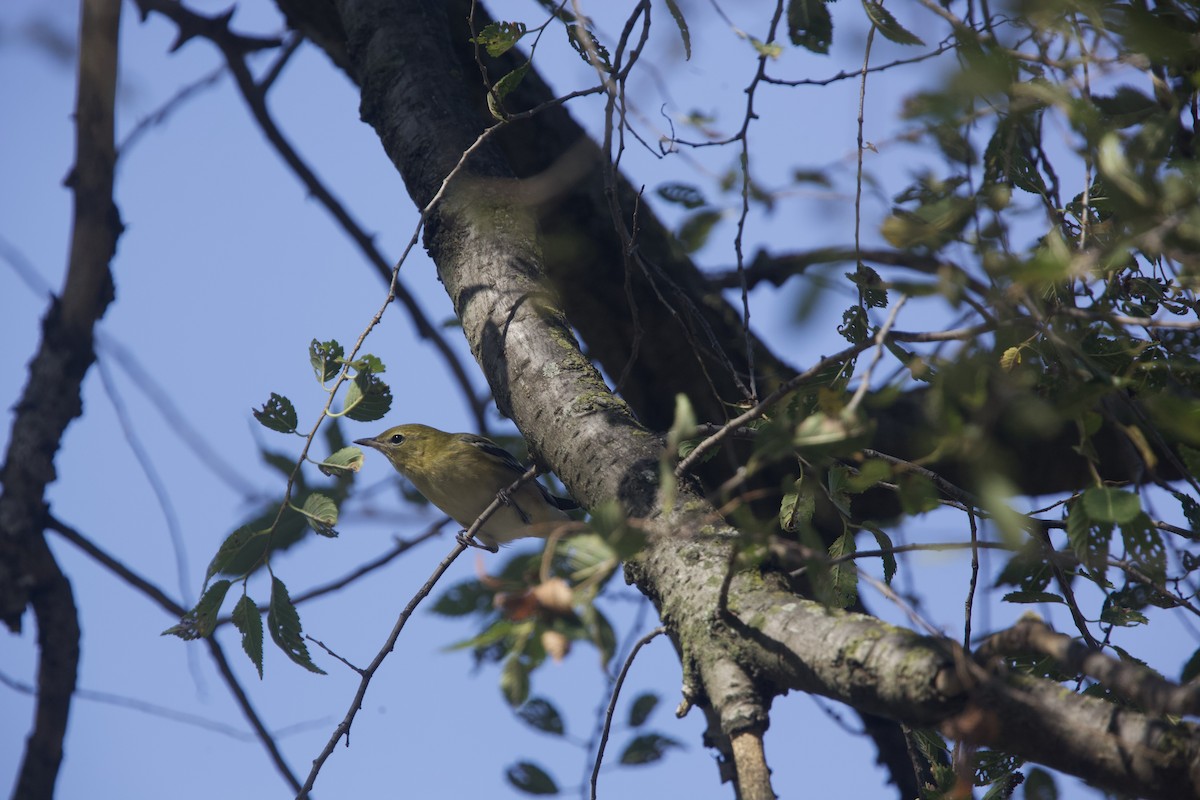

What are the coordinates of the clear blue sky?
(2, 1, 1192, 798)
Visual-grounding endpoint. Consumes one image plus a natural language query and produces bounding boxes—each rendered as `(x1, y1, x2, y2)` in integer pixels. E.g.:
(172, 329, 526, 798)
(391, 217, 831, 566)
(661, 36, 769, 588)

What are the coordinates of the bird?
(354, 423, 578, 551)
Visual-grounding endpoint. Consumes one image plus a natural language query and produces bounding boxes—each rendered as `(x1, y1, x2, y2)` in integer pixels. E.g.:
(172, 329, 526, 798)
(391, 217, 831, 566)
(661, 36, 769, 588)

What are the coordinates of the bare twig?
(297, 466, 542, 797)
(590, 626, 667, 800)
(46, 516, 303, 791)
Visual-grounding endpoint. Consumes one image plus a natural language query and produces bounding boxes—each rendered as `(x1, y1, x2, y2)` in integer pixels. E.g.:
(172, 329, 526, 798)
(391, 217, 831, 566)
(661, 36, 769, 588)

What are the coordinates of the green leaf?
(471, 20, 528, 57)
(444, 618, 518, 652)
(162, 579, 231, 640)
(826, 530, 858, 609)
(865, 525, 897, 584)
(1120, 512, 1165, 583)
(1099, 596, 1148, 627)
(779, 480, 815, 533)
(231, 594, 264, 678)
(253, 392, 298, 434)
(749, 37, 783, 59)
(838, 305, 868, 343)
(619, 732, 683, 765)
(206, 526, 266, 580)
(309, 339, 344, 383)
(345, 353, 386, 374)
(1023, 767, 1059, 800)
(431, 579, 495, 617)
(787, 0, 833, 53)
(501, 654, 531, 706)
(1181, 648, 1200, 683)
(565, 22, 611, 70)
(1081, 487, 1141, 525)
(663, 0, 691, 59)
(846, 264, 888, 309)
(316, 446, 364, 477)
(267, 577, 325, 674)
(487, 62, 531, 120)
(1002, 591, 1065, 605)
(628, 692, 659, 727)
(581, 603, 617, 666)
(861, 0, 925, 46)
(299, 492, 339, 537)
(342, 369, 393, 422)
(1066, 498, 1111, 572)
(1091, 86, 1159, 129)
(516, 697, 565, 736)
(505, 761, 559, 796)
(677, 209, 722, 253)
(656, 182, 706, 209)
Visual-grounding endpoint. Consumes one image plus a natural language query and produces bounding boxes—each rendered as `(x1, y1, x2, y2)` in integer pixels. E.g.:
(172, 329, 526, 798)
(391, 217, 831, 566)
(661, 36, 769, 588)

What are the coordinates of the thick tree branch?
(323, 3, 1200, 798)
(0, 0, 121, 796)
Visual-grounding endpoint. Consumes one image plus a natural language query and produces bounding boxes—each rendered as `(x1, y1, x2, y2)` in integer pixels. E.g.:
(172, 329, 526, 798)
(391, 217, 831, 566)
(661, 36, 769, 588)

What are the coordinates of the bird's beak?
(354, 437, 380, 450)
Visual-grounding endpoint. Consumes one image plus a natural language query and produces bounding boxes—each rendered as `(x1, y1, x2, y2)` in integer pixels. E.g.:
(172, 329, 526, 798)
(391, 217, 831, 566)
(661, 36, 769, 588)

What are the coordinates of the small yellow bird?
(354, 424, 578, 551)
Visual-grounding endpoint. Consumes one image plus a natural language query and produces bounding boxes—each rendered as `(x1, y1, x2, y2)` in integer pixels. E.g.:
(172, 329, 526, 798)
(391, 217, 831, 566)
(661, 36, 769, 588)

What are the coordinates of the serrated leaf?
(299, 492, 339, 536)
(656, 182, 706, 209)
(826, 530, 858, 608)
(253, 392, 298, 434)
(505, 761, 559, 795)
(267, 576, 325, 674)
(565, 22, 611, 70)
(1081, 486, 1141, 524)
(345, 353, 386, 374)
(628, 692, 659, 727)
(779, 481, 815, 533)
(162, 580, 231, 640)
(206, 526, 266, 580)
(471, 20, 528, 57)
(861, 0, 924, 45)
(309, 339, 344, 383)
(663, 0, 691, 59)
(619, 732, 683, 765)
(838, 305, 868, 343)
(342, 370, 393, 422)
(232, 594, 264, 678)
(488, 62, 531, 120)
(1000, 346, 1022, 371)
(1002, 591, 1065, 605)
(1100, 598, 1148, 627)
(787, 0, 833, 53)
(317, 446, 364, 477)
(846, 264, 887, 309)
(501, 654, 531, 706)
(1120, 512, 1165, 582)
(431, 579, 495, 617)
(1066, 499, 1110, 572)
(516, 697, 565, 736)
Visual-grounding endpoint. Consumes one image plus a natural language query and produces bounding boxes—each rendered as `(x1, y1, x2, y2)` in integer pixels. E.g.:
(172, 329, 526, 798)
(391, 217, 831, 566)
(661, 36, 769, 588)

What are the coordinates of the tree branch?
(0, 0, 122, 795)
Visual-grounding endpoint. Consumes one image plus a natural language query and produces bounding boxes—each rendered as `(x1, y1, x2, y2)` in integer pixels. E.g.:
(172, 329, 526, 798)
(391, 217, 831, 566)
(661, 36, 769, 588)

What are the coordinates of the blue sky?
(2, 1, 1193, 798)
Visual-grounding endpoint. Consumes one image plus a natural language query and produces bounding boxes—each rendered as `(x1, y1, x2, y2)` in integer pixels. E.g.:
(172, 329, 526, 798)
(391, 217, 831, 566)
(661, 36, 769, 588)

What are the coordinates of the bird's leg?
(496, 489, 532, 524)
(456, 530, 499, 553)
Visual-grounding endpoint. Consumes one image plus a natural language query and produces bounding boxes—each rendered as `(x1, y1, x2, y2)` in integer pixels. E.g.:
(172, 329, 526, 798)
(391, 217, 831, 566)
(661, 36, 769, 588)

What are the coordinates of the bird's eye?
(389, 433, 405, 445)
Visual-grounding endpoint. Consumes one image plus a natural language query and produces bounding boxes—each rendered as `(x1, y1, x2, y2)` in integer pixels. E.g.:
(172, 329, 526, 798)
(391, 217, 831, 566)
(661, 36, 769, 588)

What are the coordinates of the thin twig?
(589, 627, 667, 800)
(846, 295, 908, 417)
(964, 511, 980, 649)
(46, 516, 303, 791)
(296, 467, 542, 797)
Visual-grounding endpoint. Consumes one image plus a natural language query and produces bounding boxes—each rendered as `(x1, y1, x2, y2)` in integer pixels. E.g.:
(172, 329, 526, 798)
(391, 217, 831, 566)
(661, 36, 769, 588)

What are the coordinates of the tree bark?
(323, 1, 1200, 798)
(0, 0, 122, 796)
